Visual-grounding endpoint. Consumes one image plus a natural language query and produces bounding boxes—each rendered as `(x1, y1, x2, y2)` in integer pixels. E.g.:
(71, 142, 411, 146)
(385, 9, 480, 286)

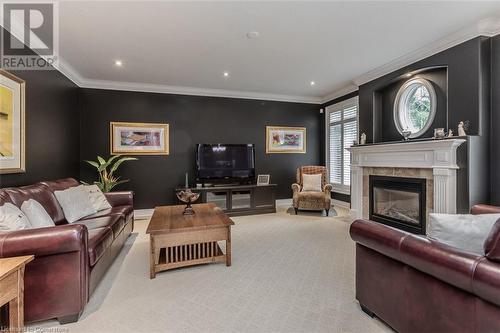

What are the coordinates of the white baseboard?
(332, 199, 350, 209)
(135, 198, 348, 219)
(134, 209, 154, 220)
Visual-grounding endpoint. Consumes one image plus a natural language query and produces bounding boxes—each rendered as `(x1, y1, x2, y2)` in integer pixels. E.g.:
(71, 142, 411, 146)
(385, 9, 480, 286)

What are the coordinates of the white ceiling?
(56, 1, 500, 103)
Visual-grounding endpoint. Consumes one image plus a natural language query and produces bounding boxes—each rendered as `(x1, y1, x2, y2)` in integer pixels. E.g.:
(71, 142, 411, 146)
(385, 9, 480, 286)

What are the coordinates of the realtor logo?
(1, 2, 59, 70)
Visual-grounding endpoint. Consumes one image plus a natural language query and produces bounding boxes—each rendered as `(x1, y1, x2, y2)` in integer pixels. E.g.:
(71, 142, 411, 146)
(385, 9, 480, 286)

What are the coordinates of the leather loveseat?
(350, 204, 500, 333)
(0, 178, 134, 324)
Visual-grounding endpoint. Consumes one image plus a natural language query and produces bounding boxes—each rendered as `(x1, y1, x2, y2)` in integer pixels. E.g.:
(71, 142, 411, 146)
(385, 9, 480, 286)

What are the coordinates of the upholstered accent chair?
(292, 166, 332, 216)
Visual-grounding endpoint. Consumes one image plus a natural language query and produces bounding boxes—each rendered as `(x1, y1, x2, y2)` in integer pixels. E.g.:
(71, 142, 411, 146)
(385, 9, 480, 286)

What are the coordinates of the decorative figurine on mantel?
(402, 130, 412, 141)
(447, 129, 454, 137)
(360, 133, 366, 145)
(458, 121, 469, 137)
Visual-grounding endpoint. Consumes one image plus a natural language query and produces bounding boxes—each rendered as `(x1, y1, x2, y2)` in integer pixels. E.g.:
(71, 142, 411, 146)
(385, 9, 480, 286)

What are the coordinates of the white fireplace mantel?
(347, 139, 466, 219)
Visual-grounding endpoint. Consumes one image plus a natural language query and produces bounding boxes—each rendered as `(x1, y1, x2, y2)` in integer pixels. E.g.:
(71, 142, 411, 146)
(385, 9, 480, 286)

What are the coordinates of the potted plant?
(83, 155, 137, 192)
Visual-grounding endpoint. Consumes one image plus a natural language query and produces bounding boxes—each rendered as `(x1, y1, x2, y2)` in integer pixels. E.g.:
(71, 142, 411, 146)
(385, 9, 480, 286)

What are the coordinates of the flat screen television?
(196, 144, 255, 184)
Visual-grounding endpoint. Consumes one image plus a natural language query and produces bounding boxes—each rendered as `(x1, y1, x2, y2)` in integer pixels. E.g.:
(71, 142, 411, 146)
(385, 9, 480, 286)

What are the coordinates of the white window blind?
(326, 97, 358, 194)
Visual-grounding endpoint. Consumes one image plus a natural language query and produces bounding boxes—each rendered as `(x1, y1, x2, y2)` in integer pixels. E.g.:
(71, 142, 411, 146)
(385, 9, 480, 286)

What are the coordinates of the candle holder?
(176, 189, 200, 215)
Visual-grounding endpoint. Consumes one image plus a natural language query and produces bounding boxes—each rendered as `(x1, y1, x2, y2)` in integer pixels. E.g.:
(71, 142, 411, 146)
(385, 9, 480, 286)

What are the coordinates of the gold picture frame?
(110, 122, 169, 155)
(266, 126, 306, 154)
(0, 69, 26, 174)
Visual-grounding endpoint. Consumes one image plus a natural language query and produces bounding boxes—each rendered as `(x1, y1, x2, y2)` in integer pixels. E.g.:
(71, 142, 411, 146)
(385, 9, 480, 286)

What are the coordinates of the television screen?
(196, 144, 255, 181)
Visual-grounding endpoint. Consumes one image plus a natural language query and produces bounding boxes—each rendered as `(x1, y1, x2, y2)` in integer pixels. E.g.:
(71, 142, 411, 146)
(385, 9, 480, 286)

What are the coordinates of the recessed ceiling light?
(223, 71, 230, 78)
(246, 31, 260, 39)
(310, 81, 316, 86)
(114, 60, 123, 67)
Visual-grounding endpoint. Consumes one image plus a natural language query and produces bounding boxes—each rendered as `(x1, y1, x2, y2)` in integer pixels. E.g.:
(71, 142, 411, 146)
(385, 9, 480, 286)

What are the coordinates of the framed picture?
(257, 174, 270, 186)
(0, 70, 25, 174)
(266, 126, 306, 154)
(110, 122, 169, 155)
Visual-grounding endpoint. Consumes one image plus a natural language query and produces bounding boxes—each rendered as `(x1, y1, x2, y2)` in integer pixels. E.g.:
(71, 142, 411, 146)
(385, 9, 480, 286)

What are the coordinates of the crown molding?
(320, 16, 500, 101)
(3, 15, 499, 105)
(351, 16, 500, 87)
(79, 78, 323, 104)
(320, 83, 358, 104)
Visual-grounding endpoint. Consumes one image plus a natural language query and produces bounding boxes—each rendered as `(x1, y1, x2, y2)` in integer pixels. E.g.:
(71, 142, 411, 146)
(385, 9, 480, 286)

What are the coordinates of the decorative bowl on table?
(176, 189, 200, 215)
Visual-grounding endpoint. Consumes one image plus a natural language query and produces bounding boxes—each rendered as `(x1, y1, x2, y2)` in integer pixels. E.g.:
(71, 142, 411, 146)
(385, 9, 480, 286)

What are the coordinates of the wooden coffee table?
(146, 203, 234, 278)
(0, 255, 34, 330)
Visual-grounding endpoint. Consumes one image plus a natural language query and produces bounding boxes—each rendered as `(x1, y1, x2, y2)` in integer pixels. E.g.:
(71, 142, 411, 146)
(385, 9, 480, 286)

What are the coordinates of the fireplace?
(369, 175, 426, 234)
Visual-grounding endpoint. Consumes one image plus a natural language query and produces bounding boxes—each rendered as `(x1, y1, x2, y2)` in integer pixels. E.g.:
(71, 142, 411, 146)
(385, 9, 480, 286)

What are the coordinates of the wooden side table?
(0, 255, 34, 331)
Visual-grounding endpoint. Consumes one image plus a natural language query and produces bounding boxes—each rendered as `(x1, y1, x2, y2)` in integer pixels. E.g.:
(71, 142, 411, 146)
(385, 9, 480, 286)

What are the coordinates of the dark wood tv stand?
(174, 184, 276, 216)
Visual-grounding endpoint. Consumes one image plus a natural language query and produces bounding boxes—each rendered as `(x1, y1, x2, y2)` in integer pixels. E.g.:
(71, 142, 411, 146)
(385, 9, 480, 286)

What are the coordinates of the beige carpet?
(31, 204, 392, 333)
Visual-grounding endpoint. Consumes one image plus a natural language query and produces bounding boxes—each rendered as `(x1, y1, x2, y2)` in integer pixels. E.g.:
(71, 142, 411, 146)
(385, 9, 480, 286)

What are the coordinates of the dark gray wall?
(0, 30, 80, 188)
(79, 89, 321, 209)
(492, 35, 500, 205)
(359, 36, 491, 143)
(354, 36, 492, 210)
(377, 67, 448, 142)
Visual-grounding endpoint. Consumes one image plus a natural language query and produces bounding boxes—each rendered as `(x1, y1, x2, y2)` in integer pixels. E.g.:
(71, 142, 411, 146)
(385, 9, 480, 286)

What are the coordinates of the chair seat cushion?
(77, 215, 125, 239)
(80, 206, 133, 224)
(88, 227, 113, 266)
(297, 191, 325, 200)
(297, 191, 328, 210)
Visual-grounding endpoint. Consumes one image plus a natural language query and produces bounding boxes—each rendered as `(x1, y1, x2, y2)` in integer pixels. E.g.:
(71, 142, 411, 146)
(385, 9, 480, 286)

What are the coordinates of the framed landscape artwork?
(110, 122, 169, 155)
(266, 126, 306, 153)
(0, 70, 25, 174)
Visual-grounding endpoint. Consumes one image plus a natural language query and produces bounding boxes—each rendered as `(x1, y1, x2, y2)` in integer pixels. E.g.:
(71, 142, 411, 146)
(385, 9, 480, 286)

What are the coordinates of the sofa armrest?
(471, 204, 500, 215)
(0, 224, 88, 258)
(350, 219, 482, 295)
(105, 191, 134, 207)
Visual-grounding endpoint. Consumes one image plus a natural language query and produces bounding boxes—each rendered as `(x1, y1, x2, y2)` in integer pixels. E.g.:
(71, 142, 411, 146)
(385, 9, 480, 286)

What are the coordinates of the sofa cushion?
(80, 206, 133, 224)
(428, 213, 500, 255)
(484, 219, 500, 262)
(0, 203, 31, 231)
(4, 184, 66, 225)
(88, 227, 113, 266)
(83, 185, 112, 212)
(40, 178, 80, 192)
(21, 199, 55, 228)
(0, 190, 13, 206)
(77, 215, 125, 239)
(54, 185, 97, 223)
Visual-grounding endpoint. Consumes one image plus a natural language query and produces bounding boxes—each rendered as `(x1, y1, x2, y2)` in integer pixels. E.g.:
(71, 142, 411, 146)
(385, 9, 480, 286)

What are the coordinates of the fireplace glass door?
(369, 175, 426, 234)
(373, 188, 420, 225)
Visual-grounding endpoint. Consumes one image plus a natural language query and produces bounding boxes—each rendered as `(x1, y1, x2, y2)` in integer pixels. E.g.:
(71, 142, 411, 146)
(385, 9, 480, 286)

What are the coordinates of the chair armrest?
(350, 219, 482, 295)
(471, 204, 500, 215)
(105, 191, 134, 207)
(0, 224, 88, 258)
(291, 183, 301, 194)
(323, 183, 332, 194)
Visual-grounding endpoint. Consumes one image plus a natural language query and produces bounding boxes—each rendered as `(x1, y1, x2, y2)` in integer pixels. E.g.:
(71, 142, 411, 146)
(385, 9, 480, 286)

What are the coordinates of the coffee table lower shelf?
(154, 241, 226, 272)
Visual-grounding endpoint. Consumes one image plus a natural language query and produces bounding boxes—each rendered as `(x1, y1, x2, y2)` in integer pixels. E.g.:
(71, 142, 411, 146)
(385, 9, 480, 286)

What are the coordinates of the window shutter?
(326, 97, 358, 192)
(329, 123, 342, 184)
(343, 119, 357, 186)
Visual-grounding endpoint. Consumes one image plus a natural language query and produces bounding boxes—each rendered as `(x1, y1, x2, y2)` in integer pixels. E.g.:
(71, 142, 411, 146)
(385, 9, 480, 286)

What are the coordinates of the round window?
(393, 78, 437, 138)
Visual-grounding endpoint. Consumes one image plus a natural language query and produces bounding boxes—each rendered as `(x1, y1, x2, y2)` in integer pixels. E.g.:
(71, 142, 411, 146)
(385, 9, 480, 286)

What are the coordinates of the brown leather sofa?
(350, 204, 500, 333)
(0, 178, 134, 324)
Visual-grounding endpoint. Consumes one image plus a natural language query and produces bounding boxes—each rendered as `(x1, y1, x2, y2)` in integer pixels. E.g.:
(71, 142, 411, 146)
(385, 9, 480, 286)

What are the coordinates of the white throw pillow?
(21, 199, 55, 228)
(0, 203, 31, 232)
(302, 174, 323, 192)
(428, 213, 500, 255)
(83, 185, 112, 212)
(54, 185, 97, 223)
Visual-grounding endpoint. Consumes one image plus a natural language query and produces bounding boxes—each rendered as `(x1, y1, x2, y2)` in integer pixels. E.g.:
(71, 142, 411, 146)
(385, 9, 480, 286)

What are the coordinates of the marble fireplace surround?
(347, 139, 466, 219)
